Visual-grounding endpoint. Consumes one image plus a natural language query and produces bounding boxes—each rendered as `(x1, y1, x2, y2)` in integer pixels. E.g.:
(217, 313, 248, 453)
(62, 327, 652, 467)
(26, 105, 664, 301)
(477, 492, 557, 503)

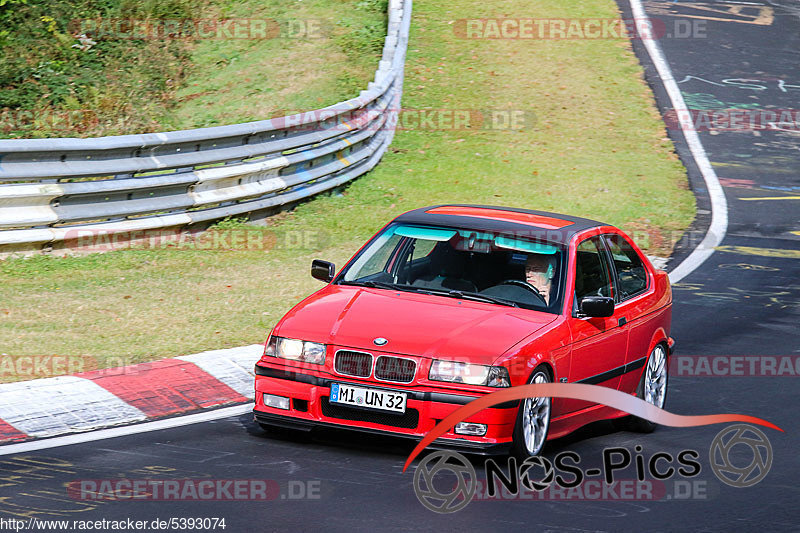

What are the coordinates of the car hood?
(275, 286, 557, 365)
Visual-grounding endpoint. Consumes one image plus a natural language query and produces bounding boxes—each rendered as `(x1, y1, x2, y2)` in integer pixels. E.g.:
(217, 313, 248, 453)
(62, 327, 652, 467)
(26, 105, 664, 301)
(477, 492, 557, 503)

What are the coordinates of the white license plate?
(330, 383, 407, 413)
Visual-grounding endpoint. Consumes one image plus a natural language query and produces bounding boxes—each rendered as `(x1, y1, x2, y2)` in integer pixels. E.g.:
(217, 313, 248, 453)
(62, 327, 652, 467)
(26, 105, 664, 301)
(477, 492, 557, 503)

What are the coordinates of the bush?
(0, 0, 200, 137)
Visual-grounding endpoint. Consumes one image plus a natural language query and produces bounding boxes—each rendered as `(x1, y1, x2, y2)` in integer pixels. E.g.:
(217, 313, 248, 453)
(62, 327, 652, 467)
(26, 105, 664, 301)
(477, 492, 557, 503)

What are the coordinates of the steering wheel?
(497, 279, 547, 304)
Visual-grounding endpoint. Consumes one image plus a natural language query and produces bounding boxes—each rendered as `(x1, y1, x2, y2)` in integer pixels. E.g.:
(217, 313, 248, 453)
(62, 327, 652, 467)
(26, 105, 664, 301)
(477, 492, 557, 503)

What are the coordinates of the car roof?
(393, 205, 608, 245)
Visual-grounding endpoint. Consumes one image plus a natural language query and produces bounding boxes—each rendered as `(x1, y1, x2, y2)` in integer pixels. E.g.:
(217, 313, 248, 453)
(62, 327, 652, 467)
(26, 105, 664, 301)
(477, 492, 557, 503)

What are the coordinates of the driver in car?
(524, 254, 556, 304)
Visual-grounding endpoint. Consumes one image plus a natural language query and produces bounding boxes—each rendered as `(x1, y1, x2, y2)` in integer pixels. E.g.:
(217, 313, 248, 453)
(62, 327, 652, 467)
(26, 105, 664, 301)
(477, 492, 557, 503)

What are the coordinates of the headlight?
(429, 360, 510, 387)
(263, 336, 326, 365)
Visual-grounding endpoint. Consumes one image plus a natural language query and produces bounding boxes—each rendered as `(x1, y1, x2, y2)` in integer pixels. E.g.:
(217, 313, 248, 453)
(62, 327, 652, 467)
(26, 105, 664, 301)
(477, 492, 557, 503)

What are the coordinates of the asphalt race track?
(1, 2, 798, 531)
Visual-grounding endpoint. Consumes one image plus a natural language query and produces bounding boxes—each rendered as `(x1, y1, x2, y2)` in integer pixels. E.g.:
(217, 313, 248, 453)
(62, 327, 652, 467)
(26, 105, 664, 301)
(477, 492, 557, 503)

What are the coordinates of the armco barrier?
(0, 0, 411, 255)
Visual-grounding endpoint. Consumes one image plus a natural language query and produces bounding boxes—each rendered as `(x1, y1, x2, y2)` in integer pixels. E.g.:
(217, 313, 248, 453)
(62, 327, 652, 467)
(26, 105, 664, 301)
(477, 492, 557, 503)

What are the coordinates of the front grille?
(335, 350, 373, 378)
(375, 356, 416, 383)
(320, 397, 419, 429)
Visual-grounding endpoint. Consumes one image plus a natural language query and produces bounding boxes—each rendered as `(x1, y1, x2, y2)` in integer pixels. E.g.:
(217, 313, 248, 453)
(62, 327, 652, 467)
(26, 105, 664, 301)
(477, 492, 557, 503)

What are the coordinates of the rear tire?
(511, 367, 552, 459)
(627, 343, 669, 433)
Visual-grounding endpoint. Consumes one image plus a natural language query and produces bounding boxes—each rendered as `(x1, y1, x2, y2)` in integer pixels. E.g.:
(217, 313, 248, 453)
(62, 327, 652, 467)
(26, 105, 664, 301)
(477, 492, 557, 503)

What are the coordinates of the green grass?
(0, 0, 386, 137)
(164, 0, 387, 129)
(0, 0, 696, 379)
(0, 0, 200, 138)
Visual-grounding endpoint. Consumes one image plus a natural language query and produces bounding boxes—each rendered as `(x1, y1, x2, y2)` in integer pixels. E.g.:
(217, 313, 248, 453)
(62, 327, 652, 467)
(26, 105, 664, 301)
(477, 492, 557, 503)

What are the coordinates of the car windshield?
(336, 223, 567, 313)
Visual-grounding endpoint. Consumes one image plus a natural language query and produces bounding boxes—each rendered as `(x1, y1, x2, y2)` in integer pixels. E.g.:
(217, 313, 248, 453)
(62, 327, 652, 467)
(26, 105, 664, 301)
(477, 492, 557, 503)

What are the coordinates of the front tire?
(627, 343, 669, 433)
(511, 367, 552, 459)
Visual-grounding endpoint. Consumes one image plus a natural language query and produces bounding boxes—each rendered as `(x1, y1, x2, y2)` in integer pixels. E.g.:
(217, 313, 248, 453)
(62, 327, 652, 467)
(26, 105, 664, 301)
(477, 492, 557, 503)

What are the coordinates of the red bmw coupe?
(253, 205, 673, 457)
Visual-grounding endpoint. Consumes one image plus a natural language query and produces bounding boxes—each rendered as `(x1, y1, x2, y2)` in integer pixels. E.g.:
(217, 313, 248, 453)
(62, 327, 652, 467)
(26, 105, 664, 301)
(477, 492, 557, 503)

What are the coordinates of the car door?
(600, 232, 653, 394)
(562, 235, 629, 415)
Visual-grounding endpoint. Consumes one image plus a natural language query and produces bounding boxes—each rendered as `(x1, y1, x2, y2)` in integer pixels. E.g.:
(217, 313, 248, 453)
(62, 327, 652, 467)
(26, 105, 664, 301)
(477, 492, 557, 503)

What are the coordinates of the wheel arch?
(533, 361, 555, 382)
(634, 331, 670, 384)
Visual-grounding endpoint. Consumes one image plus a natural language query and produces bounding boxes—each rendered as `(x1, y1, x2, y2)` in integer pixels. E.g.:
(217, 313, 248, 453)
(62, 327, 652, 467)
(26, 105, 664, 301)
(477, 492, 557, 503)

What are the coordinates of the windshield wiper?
(340, 280, 399, 290)
(340, 281, 518, 307)
(418, 287, 519, 308)
(340, 280, 430, 294)
(449, 290, 519, 308)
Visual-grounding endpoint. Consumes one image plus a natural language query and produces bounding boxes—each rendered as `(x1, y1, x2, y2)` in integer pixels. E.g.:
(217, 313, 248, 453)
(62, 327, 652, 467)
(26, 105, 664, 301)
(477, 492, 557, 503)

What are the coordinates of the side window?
(356, 233, 403, 280)
(603, 234, 648, 299)
(396, 238, 438, 283)
(411, 238, 437, 261)
(574, 237, 612, 301)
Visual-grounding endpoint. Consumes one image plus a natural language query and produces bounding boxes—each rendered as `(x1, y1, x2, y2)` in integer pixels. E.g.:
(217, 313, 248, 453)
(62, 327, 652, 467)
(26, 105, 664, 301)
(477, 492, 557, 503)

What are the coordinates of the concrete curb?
(0, 344, 263, 444)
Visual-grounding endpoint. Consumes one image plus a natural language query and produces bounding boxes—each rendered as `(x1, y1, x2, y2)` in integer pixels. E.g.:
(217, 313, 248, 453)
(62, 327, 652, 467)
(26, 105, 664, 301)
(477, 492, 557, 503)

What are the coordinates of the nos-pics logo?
(709, 424, 772, 488)
(413, 424, 773, 513)
(413, 451, 477, 513)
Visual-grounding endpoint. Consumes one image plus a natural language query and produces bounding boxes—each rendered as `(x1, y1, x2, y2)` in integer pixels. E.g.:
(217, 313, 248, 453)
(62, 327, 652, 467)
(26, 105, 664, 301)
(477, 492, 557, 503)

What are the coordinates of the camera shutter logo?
(413, 451, 476, 513)
(519, 456, 555, 491)
(709, 424, 772, 488)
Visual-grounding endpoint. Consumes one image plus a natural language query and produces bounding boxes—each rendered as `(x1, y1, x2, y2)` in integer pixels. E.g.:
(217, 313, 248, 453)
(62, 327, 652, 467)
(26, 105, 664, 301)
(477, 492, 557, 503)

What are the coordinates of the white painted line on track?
(0, 404, 253, 456)
(629, 0, 729, 284)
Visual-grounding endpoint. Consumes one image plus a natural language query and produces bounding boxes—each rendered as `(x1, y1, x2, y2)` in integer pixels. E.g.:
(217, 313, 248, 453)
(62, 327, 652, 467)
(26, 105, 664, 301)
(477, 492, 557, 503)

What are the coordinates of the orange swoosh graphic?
(403, 383, 783, 472)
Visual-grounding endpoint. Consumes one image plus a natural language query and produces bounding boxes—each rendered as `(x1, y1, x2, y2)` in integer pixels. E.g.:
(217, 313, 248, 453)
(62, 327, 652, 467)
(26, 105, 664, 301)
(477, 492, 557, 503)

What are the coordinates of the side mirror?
(311, 259, 335, 282)
(579, 296, 614, 318)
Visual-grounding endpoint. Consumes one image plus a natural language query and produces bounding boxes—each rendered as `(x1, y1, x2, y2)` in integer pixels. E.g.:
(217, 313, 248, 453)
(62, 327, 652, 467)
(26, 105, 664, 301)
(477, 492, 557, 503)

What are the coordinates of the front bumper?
(253, 363, 517, 455)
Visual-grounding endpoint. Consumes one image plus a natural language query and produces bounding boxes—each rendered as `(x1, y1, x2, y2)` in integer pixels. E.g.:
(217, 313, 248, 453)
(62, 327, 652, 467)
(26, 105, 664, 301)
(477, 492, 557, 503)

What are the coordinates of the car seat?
(412, 245, 477, 293)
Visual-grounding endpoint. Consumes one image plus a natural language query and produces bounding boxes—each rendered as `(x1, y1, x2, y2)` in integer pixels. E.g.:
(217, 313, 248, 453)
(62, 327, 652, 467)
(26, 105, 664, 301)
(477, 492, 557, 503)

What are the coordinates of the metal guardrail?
(0, 0, 411, 254)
